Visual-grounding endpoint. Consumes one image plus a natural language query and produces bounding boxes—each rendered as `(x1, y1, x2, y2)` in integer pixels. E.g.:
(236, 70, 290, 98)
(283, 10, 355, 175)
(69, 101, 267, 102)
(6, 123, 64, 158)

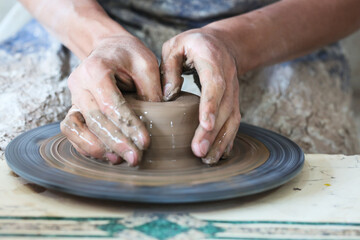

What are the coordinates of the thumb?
(160, 40, 185, 101)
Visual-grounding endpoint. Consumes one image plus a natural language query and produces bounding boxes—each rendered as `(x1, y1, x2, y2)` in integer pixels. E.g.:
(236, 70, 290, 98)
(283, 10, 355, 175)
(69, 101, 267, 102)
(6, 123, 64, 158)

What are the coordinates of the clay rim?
(5, 122, 304, 203)
(125, 92, 200, 108)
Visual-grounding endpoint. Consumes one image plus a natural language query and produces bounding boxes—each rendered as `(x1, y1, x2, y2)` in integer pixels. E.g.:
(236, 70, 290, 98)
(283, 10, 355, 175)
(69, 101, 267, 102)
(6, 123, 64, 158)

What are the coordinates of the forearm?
(19, 0, 128, 59)
(205, 0, 360, 75)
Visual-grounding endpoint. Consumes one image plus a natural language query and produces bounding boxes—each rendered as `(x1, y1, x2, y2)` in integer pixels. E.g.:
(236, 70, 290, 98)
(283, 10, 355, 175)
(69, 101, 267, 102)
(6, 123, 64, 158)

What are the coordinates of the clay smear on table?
(40, 92, 270, 186)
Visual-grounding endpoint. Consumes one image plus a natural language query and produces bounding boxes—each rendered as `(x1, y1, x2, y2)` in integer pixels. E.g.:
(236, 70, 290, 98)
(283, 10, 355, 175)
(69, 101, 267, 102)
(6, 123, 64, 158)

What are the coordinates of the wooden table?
(0, 154, 359, 239)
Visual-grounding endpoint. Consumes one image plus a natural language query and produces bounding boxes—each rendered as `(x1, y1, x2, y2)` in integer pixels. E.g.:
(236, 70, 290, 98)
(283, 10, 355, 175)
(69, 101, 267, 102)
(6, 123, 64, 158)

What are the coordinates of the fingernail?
(124, 151, 136, 166)
(199, 139, 210, 156)
(202, 151, 221, 165)
(192, 142, 202, 157)
(163, 83, 172, 100)
(202, 113, 215, 130)
(105, 153, 121, 164)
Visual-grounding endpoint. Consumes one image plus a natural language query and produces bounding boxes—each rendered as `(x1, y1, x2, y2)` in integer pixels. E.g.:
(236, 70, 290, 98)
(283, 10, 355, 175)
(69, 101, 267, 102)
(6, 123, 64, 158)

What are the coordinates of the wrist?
(203, 16, 263, 76)
(68, 16, 130, 59)
(60, 6, 130, 60)
(91, 19, 130, 49)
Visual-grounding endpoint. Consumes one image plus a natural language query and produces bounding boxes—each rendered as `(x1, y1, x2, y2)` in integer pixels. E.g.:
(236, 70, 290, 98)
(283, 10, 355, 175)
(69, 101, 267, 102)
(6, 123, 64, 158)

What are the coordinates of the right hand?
(60, 34, 162, 166)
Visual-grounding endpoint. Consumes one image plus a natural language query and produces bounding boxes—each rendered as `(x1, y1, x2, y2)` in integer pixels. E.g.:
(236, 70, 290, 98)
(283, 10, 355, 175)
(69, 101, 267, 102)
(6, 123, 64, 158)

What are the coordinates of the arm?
(19, 0, 125, 59)
(161, 0, 360, 164)
(206, 0, 360, 74)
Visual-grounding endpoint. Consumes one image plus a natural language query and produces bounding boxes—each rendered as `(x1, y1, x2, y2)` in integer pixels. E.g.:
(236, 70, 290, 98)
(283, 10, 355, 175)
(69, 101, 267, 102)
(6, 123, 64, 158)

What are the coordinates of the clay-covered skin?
(60, 35, 162, 166)
(62, 92, 204, 166)
(161, 29, 242, 165)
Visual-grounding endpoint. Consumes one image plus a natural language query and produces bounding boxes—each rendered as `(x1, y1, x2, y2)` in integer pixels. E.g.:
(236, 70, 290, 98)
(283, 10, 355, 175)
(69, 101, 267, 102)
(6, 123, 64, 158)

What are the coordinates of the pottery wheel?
(5, 122, 304, 203)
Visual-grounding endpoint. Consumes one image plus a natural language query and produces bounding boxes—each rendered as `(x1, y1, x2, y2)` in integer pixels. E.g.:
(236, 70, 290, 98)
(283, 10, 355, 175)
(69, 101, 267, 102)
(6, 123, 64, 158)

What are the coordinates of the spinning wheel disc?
(5, 122, 304, 203)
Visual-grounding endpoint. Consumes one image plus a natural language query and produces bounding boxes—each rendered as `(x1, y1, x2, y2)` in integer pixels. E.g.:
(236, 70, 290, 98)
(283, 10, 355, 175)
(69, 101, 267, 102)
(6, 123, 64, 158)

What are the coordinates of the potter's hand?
(161, 28, 241, 164)
(61, 35, 162, 166)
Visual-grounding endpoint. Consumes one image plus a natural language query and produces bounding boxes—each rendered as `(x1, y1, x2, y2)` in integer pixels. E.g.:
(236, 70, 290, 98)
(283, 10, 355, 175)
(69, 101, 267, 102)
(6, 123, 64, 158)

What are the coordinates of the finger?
(223, 81, 240, 160)
(223, 95, 240, 160)
(191, 79, 235, 157)
(60, 106, 108, 160)
(131, 51, 163, 102)
(74, 91, 142, 166)
(202, 109, 241, 165)
(195, 58, 227, 131)
(161, 39, 185, 101)
(200, 82, 240, 163)
(88, 72, 151, 150)
(86, 110, 142, 166)
(69, 138, 123, 164)
(104, 152, 123, 164)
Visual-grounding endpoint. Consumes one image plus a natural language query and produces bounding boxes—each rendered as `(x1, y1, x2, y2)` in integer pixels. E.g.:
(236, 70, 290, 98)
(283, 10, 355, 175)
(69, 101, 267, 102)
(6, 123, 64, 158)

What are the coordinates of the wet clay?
(124, 92, 200, 165)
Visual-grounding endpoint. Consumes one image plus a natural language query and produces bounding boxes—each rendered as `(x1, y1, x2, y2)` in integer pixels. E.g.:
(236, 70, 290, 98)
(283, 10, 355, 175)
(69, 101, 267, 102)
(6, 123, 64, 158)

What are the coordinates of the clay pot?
(125, 92, 200, 167)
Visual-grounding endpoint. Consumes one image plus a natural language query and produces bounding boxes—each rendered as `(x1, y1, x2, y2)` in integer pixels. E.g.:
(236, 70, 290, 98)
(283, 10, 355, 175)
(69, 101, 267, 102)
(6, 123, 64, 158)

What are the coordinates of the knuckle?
(214, 77, 226, 92)
(60, 120, 70, 135)
(198, 38, 219, 55)
(228, 64, 237, 79)
(234, 111, 242, 125)
(68, 57, 112, 92)
(203, 39, 217, 51)
(113, 142, 131, 155)
(162, 41, 169, 53)
(60, 113, 76, 134)
(68, 110, 79, 120)
(83, 57, 113, 84)
(84, 56, 107, 71)
(143, 61, 158, 73)
(166, 37, 178, 49)
(162, 39, 177, 61)
(86, 121, 97, 131)
(137, 56, 158, 73)
(67, 74, 78, 92)
(163, 35, 183, 54)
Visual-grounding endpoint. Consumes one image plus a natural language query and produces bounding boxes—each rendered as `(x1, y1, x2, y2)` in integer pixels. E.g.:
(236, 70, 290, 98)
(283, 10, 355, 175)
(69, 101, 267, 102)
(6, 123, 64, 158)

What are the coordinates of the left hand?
(160, 27, 241, 164)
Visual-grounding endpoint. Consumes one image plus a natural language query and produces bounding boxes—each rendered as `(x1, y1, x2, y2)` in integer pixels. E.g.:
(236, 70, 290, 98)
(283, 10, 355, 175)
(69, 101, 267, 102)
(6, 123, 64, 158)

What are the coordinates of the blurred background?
(0, 0, 16, 20)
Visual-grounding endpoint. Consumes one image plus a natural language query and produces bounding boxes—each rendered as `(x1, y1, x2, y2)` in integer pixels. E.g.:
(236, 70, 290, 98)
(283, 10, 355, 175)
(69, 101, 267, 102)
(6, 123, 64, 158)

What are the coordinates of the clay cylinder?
(125, 92, 200, 161)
